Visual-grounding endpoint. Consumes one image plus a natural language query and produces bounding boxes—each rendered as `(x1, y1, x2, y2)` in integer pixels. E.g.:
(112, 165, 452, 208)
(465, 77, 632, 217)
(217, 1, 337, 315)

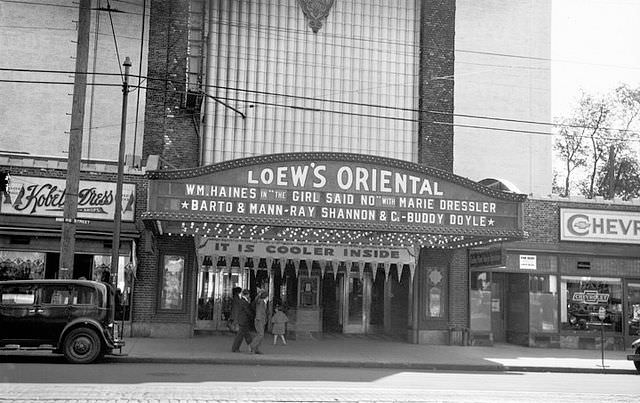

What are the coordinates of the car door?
(0, 283, 38, 343)
(38, 284, 72, 343)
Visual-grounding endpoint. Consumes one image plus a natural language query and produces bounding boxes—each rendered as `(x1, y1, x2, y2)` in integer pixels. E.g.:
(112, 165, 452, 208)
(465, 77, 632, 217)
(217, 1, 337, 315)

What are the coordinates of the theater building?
(136, 152, 525, 342)
(134, 0, 550, 342)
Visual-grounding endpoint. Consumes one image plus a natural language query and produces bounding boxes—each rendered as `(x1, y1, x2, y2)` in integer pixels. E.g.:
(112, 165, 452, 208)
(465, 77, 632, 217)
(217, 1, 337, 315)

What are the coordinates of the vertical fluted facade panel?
(202, 0, 420, 164)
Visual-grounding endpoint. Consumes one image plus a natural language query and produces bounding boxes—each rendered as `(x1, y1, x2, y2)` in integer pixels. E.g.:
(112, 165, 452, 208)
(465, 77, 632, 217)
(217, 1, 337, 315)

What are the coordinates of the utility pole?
(59, 0, 91, 279)
(111, 57, 132, 278)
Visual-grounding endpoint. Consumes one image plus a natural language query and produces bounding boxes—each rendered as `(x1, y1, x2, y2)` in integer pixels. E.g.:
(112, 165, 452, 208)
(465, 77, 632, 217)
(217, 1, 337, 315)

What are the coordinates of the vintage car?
(0, 279, 124, 364)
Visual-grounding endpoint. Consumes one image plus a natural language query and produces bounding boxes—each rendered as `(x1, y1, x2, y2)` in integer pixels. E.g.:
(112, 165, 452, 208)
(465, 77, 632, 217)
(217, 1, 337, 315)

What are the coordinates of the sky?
(551, 0, 640, 118)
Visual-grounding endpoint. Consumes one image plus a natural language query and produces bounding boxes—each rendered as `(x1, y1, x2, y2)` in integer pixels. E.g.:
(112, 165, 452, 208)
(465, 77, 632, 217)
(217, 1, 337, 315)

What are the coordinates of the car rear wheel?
(635, 347, 640, 373)
(63, 328, 102, 364)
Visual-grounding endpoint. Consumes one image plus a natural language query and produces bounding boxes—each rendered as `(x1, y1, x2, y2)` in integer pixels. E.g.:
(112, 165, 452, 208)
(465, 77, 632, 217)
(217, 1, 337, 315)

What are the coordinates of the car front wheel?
(63, 328, 102, 364)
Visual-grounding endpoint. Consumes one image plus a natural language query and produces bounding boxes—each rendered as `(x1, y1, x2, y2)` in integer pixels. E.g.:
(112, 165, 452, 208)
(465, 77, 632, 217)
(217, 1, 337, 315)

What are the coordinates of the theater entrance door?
(338, 272, 372, 334)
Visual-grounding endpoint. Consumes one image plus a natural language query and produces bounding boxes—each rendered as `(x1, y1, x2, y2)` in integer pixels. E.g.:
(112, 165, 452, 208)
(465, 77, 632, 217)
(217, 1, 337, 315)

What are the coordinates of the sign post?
(598, 306, 607, 372)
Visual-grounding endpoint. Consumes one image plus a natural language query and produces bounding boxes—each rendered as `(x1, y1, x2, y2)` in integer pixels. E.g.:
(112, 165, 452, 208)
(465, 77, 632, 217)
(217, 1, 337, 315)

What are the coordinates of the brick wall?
(132, 235, 196, 325)
(143, 0, 200, 169)
(508, 197, 640, 275)
(417, 0, 456, 171)
(448, 248, 468, 326)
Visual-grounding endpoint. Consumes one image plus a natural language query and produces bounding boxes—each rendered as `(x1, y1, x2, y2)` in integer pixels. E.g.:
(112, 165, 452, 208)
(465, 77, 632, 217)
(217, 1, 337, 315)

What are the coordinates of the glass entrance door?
(195, 267, 246, 331)
(626, 280, 640, 343)
(339, 272, 372, 333)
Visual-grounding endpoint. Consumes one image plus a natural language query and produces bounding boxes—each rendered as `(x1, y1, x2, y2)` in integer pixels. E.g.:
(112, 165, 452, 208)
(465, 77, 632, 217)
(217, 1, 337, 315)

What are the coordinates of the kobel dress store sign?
(561, 208, 640, 244)
(0, 175, 135, 222)
(145, 153, 526, 235)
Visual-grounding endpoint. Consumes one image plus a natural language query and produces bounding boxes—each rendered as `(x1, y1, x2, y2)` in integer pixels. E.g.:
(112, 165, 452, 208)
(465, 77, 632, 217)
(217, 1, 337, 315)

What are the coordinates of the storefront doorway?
(626, 280, 640, 345)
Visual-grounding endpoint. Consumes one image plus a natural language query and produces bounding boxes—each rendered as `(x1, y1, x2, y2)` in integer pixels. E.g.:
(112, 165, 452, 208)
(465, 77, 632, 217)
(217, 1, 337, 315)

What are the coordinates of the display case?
(298, 276, 319, 307)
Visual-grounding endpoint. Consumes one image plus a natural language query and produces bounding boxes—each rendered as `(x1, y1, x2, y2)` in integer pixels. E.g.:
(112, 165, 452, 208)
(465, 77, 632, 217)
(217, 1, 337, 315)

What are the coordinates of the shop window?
(561, 276, 623, 332)
(529, 275, 558, 332)
(0, 251, 46, 281)
(92, 255, 127, 290)
(160, 255, 185, 310)
(470, 271, 491, 332)
(93, 254, 131, 320)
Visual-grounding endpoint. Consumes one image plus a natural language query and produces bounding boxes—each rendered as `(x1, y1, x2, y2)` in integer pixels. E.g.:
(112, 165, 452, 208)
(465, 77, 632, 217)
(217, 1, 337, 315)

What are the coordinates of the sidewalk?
(113, 333, 638, 374)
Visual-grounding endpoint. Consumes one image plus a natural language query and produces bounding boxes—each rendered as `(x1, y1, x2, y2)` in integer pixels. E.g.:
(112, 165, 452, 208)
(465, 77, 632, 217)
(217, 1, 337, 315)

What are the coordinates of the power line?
(104, 1, 124, 78)
(3, 12, 639, 73)
(0, 0, 78, 9)
(2, 67, 640, 137)
(2, 75, 635, 143)
(4, 0, 638, 71)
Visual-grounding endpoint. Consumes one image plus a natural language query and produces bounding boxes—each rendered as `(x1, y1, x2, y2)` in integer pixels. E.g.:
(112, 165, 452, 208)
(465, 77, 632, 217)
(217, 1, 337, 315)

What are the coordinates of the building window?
(160, 255, 185, 310)
(561, 276, 623, 332)
(0, 251, 45, 281)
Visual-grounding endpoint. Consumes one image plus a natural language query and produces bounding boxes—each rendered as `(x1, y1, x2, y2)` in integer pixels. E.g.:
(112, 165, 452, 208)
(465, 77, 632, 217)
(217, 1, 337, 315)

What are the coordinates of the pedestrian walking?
(249, 290, 268, 354)
(231, 289, 254, 352)
(270, 305, 288, 345)
(228, 286, 242, 333)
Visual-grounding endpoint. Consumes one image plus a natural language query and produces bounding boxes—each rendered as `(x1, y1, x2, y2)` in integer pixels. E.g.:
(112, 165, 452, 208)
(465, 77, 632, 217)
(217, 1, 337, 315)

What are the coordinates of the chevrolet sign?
(572, 290, 609, 304)
(560, 208, 640, 244)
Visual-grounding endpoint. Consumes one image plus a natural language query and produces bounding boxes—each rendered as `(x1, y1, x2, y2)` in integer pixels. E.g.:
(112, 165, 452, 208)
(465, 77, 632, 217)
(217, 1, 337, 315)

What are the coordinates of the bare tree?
(596, 84, 640, 199)
(555, 87, 640, 199)
(579, 94, 612, 198)
(553, 92, 597, 196)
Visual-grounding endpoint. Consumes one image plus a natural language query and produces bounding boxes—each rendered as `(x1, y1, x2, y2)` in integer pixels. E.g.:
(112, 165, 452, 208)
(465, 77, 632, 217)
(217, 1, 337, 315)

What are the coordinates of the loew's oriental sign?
(145, 153, 526, 236)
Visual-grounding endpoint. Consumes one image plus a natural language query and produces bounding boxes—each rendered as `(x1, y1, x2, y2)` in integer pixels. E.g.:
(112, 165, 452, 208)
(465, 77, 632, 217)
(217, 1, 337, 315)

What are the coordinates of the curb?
(107, 355, 639, 375)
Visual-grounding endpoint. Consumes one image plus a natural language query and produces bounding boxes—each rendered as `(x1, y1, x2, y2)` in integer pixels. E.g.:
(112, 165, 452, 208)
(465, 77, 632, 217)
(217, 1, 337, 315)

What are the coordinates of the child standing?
(270, 305, 288, 345)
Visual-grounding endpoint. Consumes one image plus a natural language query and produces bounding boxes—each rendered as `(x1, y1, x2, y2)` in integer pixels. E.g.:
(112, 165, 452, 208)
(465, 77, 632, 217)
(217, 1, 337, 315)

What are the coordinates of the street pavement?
(109, 333, 638, 374)
(1, 332, 637, 374)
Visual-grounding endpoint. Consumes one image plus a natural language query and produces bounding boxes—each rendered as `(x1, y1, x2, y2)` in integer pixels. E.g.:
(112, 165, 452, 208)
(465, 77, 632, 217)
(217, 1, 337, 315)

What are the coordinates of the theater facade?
(134, 152, 526, 343)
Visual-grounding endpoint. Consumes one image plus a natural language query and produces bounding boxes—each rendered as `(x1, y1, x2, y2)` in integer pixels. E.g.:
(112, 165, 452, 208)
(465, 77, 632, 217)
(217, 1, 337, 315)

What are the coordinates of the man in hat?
(249, 290, 269, 354)
(231, 289, 254, 352)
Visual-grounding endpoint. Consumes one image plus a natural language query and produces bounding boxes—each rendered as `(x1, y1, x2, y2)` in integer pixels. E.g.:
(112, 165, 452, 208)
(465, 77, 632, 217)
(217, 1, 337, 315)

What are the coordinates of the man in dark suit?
(231, 289, 254, 352)
(249, 290, 268, 354)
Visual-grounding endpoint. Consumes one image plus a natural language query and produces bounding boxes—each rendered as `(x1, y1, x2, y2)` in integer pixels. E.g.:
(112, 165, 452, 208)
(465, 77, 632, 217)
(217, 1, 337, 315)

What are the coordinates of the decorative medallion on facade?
(297, 0, 335, 33)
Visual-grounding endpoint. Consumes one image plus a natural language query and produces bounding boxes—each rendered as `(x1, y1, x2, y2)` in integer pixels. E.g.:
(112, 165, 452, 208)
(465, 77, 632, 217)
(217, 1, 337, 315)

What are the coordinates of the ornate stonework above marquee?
(297, 0, 335, 33)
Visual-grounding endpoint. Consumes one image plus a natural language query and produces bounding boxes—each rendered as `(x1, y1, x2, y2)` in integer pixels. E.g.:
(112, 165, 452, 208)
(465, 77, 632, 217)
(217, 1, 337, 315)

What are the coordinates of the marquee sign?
(144, 153, 526, 236)
(0, 175, 136, 222)
(561, 208, 640, 244)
